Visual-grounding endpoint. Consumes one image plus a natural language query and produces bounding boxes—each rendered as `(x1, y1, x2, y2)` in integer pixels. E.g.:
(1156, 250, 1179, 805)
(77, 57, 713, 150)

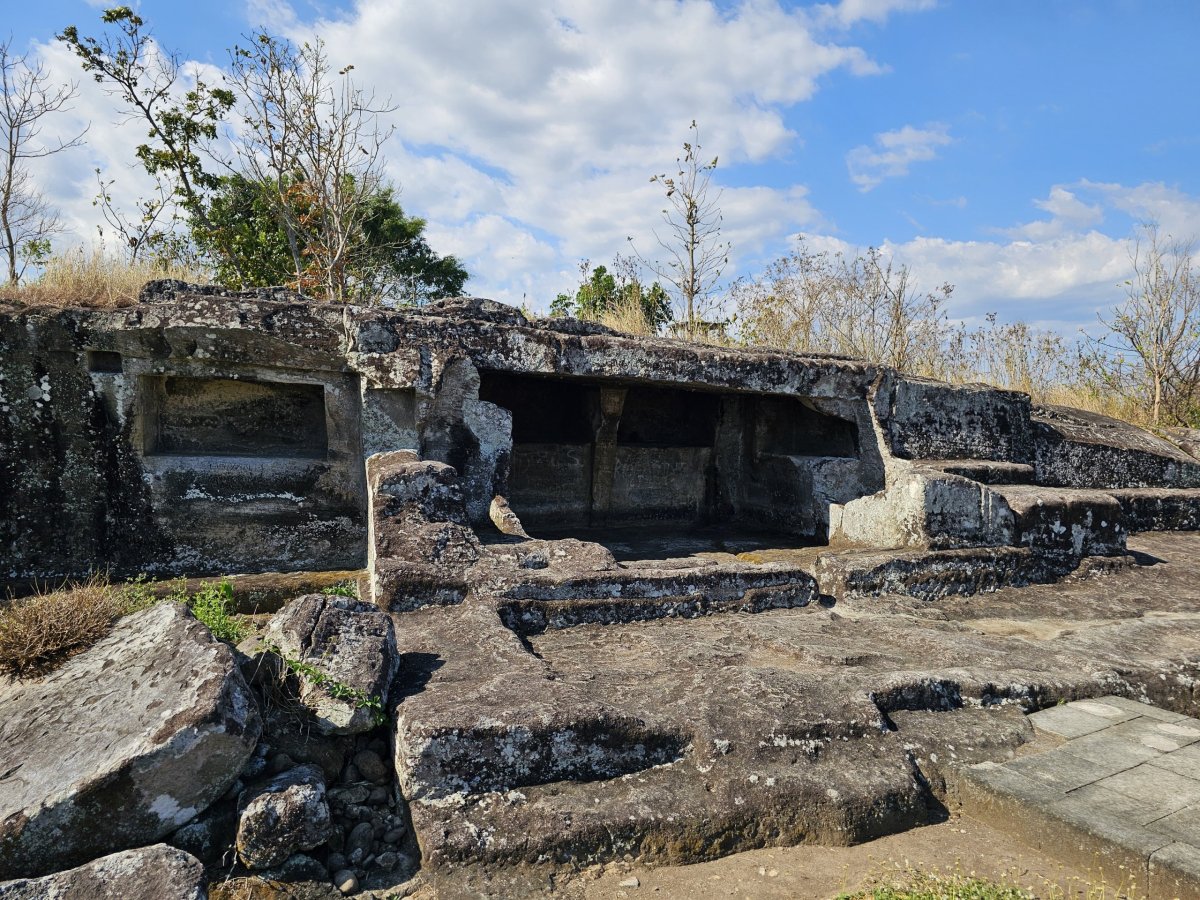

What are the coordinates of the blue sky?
(7, 0, 1200, 332)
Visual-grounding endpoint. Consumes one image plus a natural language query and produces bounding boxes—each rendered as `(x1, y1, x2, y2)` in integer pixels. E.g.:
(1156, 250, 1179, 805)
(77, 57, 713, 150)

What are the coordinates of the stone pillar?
(589, 387, 627, 527)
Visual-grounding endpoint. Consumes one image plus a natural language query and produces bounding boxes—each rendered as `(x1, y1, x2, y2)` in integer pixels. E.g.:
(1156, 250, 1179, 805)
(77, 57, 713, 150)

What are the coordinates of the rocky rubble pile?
(0, 593, 409, 898)
(184, 726, 419, 897)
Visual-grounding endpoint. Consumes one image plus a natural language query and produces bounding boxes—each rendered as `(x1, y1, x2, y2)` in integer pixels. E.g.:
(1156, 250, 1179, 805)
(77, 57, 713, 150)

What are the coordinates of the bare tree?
(92, 168, 182, 263)
(59, 7, 237, 272)
(631, 120, 730, 335)
(0, 38, 87, 285)
(1089, 223, 1200, 426)
(224, 32, 396, 301)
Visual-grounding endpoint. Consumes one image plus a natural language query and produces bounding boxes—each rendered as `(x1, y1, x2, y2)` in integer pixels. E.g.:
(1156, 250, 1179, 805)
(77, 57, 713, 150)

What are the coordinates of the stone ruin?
(4, 284, 1200, 896)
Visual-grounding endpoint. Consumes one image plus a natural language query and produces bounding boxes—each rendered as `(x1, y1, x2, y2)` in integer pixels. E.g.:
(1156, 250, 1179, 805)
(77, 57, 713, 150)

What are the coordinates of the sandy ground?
(567, 813, 1117, 899)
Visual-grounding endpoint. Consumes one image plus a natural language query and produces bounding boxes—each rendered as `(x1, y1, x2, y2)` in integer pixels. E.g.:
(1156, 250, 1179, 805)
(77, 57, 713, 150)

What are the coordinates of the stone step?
(812, 545, 1126, 601)
(497, 581, 816, 634)
(495, 563, 815, 603)
(988, 484, 1127, 555)
(917, 459, 1037, 485)
(990, 484, 1200, 538)
(1109, 488, 1200, 532)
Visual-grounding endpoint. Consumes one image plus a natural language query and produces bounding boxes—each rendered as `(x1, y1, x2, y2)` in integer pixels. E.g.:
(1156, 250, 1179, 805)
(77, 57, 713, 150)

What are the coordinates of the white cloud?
(24, 0, 912, 310)
(1004, 185, 1105, 240)
(1080, 180, 1200, 239)
(282, 0, 900, 305)
(846, 123, 953, 191)
(816, 0, 938, 28)
(428, 214, 559, 307)
(884, 232, 1132, 332)
(29, 0, 1173, 340)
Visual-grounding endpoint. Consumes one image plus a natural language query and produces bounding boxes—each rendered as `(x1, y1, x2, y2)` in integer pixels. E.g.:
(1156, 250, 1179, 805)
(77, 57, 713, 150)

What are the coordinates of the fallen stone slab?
(0, 844, 205, 900)
(263, 594, 398, 734)
(0, 602, 261, 878)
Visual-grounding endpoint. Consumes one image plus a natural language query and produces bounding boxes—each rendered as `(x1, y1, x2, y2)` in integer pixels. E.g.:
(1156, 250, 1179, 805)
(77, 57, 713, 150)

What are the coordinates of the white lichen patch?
(149, 793, 197, 827)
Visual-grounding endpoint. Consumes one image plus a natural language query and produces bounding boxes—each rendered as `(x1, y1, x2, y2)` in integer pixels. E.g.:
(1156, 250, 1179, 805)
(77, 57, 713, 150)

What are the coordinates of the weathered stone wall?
(7, 287, 1200, 586)
(2, 298, 367, 583)
(880, 374, 1033, 462)
(2, 312, 164, 582)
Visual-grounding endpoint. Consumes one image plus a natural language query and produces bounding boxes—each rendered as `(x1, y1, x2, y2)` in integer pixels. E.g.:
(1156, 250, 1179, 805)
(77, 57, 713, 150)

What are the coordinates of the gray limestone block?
(0, 602, 260, 879)
(0, 844, 205, 900)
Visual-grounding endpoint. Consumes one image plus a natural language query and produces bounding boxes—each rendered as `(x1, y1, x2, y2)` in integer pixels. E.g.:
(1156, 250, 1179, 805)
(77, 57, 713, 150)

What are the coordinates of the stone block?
(1095, 763, 1200, 813)
(1106, 716, 1200, 754)
(1006, 747, 1108, 791)
(1053, 729, 1163, 770)
(1149, 805, 1200, 847)
(1028, 703, 1135, 740)
(1150, 841, 1200, 900)
(1149, 744, 1200, 780)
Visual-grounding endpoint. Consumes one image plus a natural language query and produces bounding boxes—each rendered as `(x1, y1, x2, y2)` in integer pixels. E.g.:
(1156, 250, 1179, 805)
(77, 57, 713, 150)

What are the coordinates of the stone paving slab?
(957, 696, 1200, 900)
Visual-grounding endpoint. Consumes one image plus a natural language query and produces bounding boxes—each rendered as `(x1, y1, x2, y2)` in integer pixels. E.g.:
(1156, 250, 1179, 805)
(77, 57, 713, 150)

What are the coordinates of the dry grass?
(1034, 384, 1152, 428)
(596, 292, 659, 337)
(0, 577, 128, 678)
(0, 248, 208, 311)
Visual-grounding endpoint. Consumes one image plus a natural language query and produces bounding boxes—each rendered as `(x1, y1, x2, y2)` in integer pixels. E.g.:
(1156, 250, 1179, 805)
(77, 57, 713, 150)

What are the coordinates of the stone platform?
(388, 530, 1200, 891)
(958, 696, 1200, 900)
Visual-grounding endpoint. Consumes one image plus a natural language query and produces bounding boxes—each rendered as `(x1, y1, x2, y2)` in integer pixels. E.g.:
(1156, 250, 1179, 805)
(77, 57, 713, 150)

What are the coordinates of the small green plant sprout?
(185, 580, 247, 643)
(116, 573, 158, 613)
(320, 580, 359, 599)
(264, 640, 386, 727)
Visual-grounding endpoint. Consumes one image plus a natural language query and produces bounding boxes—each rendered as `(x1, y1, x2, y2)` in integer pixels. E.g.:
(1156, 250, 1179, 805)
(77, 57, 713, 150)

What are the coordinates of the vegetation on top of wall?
(0, 248, 207, 310)
(731, 226, 1200, 430)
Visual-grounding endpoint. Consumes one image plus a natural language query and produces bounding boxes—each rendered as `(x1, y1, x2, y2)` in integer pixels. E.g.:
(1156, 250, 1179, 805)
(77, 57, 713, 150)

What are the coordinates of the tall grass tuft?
(0, 577, 126, 678)
(0, 248, 208, 310)
(0, 575, 247, 679)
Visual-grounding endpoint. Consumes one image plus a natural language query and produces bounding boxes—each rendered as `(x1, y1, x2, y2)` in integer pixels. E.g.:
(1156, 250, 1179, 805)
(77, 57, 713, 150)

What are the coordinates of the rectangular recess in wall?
(756, 397, 857, 458)
(143, 375, 328, 458)
(86, 350, 123, 373)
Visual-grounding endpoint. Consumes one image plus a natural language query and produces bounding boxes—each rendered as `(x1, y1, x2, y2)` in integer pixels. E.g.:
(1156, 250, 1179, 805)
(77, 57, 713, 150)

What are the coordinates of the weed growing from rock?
(320, 580, 359, 599)
(264, 640, 387, 727)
